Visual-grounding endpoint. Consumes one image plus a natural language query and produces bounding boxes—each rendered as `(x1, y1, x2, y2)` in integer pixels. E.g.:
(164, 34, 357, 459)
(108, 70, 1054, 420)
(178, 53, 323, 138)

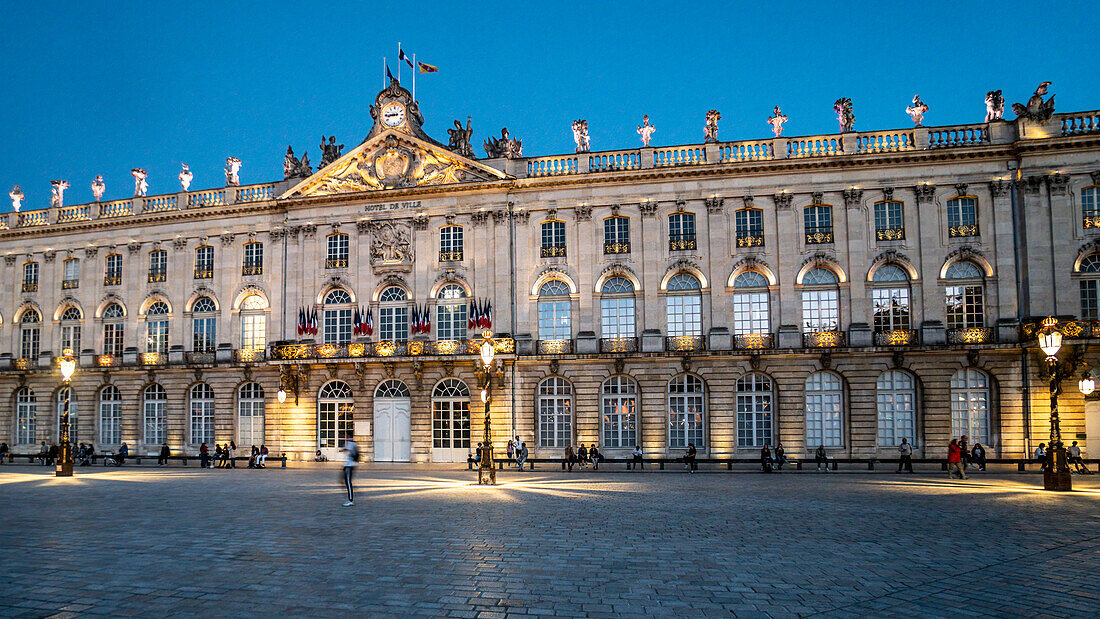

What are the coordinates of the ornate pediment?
(282, 130, 508, 198)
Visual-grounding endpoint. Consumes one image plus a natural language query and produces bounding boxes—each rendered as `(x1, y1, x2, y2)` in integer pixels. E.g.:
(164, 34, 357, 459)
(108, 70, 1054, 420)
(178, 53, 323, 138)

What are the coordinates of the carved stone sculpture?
(319, 136, 344, 168)
(1012, 81, 1056, 122)
(834, 98, 854, 132)
(704, 110, 721, 143)
(572, 119, 590, 153)
(225, 157, 241, 186)
(637, 114, 655, 146)
(369, 220, 415, 265)
(178, 163, 193, 191)
(767, 106, 788, 137)
(50, 180, 70, 208)
(131, 168, 148, 197)
(984, 90, 1005, 122)
(91, 175, 106, 201)
(905, 95, 929, 127)
(484, 128, 522, 159)
(284, 146, 313, 179)
(8, 185, 24, 212)
(447, 117, 475, 158)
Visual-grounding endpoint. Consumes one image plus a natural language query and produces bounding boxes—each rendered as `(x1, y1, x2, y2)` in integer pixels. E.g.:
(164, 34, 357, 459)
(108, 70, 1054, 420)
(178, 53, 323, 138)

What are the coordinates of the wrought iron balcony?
(734, 333, 774, 350)
(876, 228, 905, 241)
(147, 271, 166, 283)
(805, 230, 834, 244)
(603, 241, 630, 254)
(96, 354, 118, 368)
(21, 282, 37, 293)
(325, 258, 348, 269)
(61, 279, 79, 289)
(666, 335, 705, 352)
(1022, 319, 1100, 340)
(193, 267, 213, 279)
(874, 329, 917, 346)
(141, 352, 166, 366)
(803, 330, 846, 348)
(13, 358, 30, 371)
(269, 337, 514, 361)
(537, 339, 574, 354)
(946, 327, 993, 344)
(242, 263, 263, 276)
(948, 224, 979, 238)
(1084, 215, 1100, 229)
(600, 337, 638, 353)
(669, 236, 697, 251)
(541, 245, 567, 258)
(736, 233, 765, 248)
(186, 351, 215, 364)
(104, 275, 122, 286)
(234, 348, 266, 363)
(439, 250, 463, 262)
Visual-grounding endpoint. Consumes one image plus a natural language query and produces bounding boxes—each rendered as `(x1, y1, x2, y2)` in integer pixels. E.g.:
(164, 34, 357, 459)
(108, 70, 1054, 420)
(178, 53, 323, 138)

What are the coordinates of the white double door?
(373, 398, 411, 462)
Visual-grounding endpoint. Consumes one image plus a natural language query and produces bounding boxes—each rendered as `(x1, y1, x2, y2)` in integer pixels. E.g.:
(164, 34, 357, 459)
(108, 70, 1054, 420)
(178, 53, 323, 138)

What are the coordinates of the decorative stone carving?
(178, 163, 193, 191)
(50, 180, 70, 208)
(471, 210, 489, 227)
(127, 242, 142, 254)
(706, 197, 726, 214)
(610, 204, 621, 216)
(225, 157, 241, 186)
(892, 351, 906, 369)
(283, 146, 312, 179)
(131, 168, 148, 197)
(572, 119, 590, 153)
(966, 348, 980, 368)
(1091, 171, 1100, 186)
(843, 188, 863, 208)
(442, 361, 454, 377)
(614, 358, 625, 374)
(1012, 82, 1055, 122)
(914, 184, 936, 203)
(411, 359, 424, 386)
(549, 359, 560, 375)
(905, 95, 929, 127)
(773, 193, 792, 209)
(484, 128, 522, 159)
(492, 209, 509, 225)
(173, 238, 187, 252)
(639, 200, 659, 218)
(767, 106, 788, 137)
(882, 187, 895, 201)
(989, 179, 1011, 197)
(319, 136, 344, 168)
(221, 233, 235, 246)
(511, 210, 530, 224)
(84, 246, 99, 258)
(268, 228, 285, 242)
(1048, 173, 1070, 195)
(447, 117, 475, 158)
(369, 221, 414, 265)
(445, 214, 456, 226)
(575, 204, 592, 222)
(91, 175, 106, 201)
(674, 200, 687, 213)
(43, 250, 56, 263)
(1024, 176, 1045, 195)
(8, 185, 24, 212)
(955, 183, 969, 197)
(749, 353, 761, 370)
(985, 90, 1005, 122)
(945, 245, 985, 267)
(834, 98, 854, 132)
(811, 191, 824, 204)
(383, 362, 396, 379)
(820, 352, 833, 370)
(301, 223, 317, 239)
(637, 115, 655, 146)
(546, 208, 557, 220)
(412, 214, 429, 230)
(355, 219, 371, 235)
(704, 110, 721, 143)
(3, 255, 15, 266)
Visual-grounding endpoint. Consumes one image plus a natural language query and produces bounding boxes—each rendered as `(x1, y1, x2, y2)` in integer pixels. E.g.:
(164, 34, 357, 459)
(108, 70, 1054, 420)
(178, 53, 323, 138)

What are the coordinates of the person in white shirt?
(897, 438, 914, 473)
(340, 438, 359, 507)
(1034, 443, 1047, 471)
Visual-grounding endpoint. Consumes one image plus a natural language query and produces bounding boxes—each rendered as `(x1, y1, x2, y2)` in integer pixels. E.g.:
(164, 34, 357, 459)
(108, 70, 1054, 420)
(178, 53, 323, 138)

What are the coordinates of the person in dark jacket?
(113, 442, 129, 465)
(199, 442, 210, 468)
(774, 443, 786, 471)
(249, 445, 259, 468)
(684, 443, 697, 473)
(589, 444, 602, 470)
(0, 441, 10, 464)
(760, 444, 773, 473)
(578, 444, 589, 469)
(971, 442, 987, 471)
(815, 445, 829, 472)
(47, 443, 59, 466)
(158, 443, 170, 466)
(565, 444, 576, 472)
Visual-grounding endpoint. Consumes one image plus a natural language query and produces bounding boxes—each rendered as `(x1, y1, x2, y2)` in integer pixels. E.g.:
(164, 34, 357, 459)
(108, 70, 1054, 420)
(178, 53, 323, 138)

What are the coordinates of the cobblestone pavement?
(1, 464, 1098, 618)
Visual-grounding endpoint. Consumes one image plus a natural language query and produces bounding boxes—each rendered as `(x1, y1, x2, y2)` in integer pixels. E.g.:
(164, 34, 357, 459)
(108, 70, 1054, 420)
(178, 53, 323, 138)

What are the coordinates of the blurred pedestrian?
(947, 439, 967, 479)
(897, 438, 914, 473)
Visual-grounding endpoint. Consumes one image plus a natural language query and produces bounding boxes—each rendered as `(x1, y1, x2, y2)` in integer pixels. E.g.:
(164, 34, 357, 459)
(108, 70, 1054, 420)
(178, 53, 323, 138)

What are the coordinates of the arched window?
(323, 288, 354, 344)
(20, 309, 41, 359)
(806, 372, 843, 448)
(432, 379, 470, 451)
(1083, 186, 1100, 228)
(191, 297, 217, 352)
(375, 379, 411, 398)
(22, 261, 39, 292)
(801, 268, 839, 333)
(148, 249, 167, 283)
(318, 380, 354, 449)
(600, 277, 635, 339)
(871, 265, 911, 334)
(326, 233, 349, 269)
(62, 257, 80, 288)
(804, 204, 833, 244)
(1078, 254, 1100, 320)
(668, 374, 705, 448)
(190, 383, 215, 445)
(541, 220, 566, 257)
(194, 245, 213, 279)
(945, 261, 985, 330)
(145, 301, 170, 354)
(243, 242, 263, 275)
(436, 284, 467, 340)
(15, 386, 37, 445)
(104, 253, 122, 286)
(947, 196, 979, 237)
(669, 211, 697, 251)
(99, 386, 121, 445)
(877, 371, 916, 447)
(537, 280, 571, 341)
(439, 225, 464, 262)
(603, 216, 630, 254)
(60, 306, 82, 354)
(238, 382, 265, 446)
(951, 369, 990, 446)
(666, 273, 702, 337)
(874, 200, 905, 240)
(379, 286, 409, 342)
(102, 303, 125, 356)
(735, 208, 765, 247)
(736, 373, 773, 448)
(538, 377, 572, 448)
(732, 270, 770, 336)
(240, 294, 267, 350)
(143, 384, 167, 445)
(601, 376, 637, 448)
(56, 386, 78, 443)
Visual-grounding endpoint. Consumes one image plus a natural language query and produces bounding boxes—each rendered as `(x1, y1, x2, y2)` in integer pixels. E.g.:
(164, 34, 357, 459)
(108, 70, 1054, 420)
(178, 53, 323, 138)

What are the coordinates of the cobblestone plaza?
(1, 466, 1098, 617)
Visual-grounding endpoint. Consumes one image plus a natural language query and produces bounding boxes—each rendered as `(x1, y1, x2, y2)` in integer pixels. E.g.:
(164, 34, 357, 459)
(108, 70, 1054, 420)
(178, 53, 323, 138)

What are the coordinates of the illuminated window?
(877, 371, 915, 447)
(98, 386, 121, 445)
(871, 265, 911, 333)
(143, 384, 167, 445)
(436, 284, 467, 340)
(15, 387, 37, 445)
(323, 289, 354, 344)
(538, 280, 571, 340)
(379, 286, 409, 342)
(668, 374, 705, 449)
(102, 303, 125, 355)
(432, 379, 470, 450)
(732, 271, 770, 336)
(60, 306, 82, 354)
(240, 295, 267, 350)
(318, 380, 354, 449)
(600, 277, 635, 339)
(538, 377, 573, 448)
(1078, 254, 1100, 320)
(945, 261, 984, 329)
(1084, 187, 1100, 228)
(145, 301, 169, 354)
(189, 383, 215, 445)
(666, 273, 702, 337)
(801, 268, 839, 333)
(191, 297, 217, 352)
(951, 369, 990, 447)
(238, 382, 265, 446)
(806, 371, 843, 448)
(20, 309, 41, 359)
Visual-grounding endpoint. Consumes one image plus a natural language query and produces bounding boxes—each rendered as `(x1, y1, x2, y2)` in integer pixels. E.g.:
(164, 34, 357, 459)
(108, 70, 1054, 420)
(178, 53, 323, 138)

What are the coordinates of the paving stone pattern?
(1, 465, 1098, 617)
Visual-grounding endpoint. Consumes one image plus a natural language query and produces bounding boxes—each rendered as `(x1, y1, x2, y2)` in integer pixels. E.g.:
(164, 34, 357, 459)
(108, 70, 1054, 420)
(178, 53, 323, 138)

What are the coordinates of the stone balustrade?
(1061, 111, 1100, 136)
(856, 130, 916, 154)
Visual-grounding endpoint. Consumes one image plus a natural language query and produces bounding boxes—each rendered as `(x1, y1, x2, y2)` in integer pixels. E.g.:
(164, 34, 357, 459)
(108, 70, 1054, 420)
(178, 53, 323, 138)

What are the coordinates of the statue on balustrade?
(131, 168, 148, 197)
(834, 98, 854, 132)
(283, 146, 313, 179)
(50, 180, 70, 209)
(447, 117, 475, 158)
(985, 90, 1005, 122)
(225, 157, 242, 186)
(8, 185, 24, 212)
(319, 136, 344, 168)
(767, 106, 788, 137)
(637, 114, 655, 146)
(572, 119, 590, 153)
(905, 95, 929, 127)
(1012, 81, 1056, 122)
(178, 163, 193, 191)
(704, 110, 721, 142)
(91, 175, 106, 201)
(484, 128, 522, 159)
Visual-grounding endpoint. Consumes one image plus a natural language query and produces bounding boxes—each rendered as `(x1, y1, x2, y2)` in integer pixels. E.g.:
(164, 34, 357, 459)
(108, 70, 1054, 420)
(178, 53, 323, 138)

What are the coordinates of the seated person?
(1034, 443, 1047, 470)
(314, 449, 328, 462)
(1067, 441, 1092, 474)
(113, 443, 129, 465)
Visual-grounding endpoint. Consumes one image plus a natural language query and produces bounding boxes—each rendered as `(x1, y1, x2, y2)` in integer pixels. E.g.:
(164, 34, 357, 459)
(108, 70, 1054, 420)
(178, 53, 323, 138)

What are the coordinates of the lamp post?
(1037, 317, 1075, 491)
(56, 347, 76, 477)
(477, 330, 496, 485)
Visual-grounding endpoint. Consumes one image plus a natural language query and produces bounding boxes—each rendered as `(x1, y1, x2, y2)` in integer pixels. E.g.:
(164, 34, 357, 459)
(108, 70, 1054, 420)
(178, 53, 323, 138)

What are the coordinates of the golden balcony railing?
(268, 337, 514, 361)
(1084, 215, 1100, 229)
(948, 224, 979, 238)
(805, 230, 834, 244)
(96, 354, 118, 368)
(734, 333, 774, 350)
(438, 250, 463, 262)
(876, 228, 905, 241)
(666, 335, 705, 352)
(540, 245, 567, 258)
(803, 330, 846, 348)
(736, 233, 765, 247)
(1022, 319, 1100, 340)
(186, 351, 215, 364)
(21, 283, 38, 293)
(600, 337, 638, 353)
(242, 263, 263, 276)
(13, 358, 30, 371)
(603, 242, 630, 254)
(147, 271, 166, 283)
(103, 275, 122, 286)
(325, 258, 348, 269)
(946, 327, 993, 344)
(537, 339, 574, 354)
(669, 236, 697, 251)
(193, 267, 213, 279)
(874, 329, 917, 346)
(61, 279, 79, 289)
(141, 352, 165, 365)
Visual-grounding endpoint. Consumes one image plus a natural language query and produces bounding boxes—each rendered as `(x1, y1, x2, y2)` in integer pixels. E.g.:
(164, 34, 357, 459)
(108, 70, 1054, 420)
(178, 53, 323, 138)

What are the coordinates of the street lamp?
(56, 348, 76, 477)
(477, 330, 496, 485)
(1037, 317, 1073, 491)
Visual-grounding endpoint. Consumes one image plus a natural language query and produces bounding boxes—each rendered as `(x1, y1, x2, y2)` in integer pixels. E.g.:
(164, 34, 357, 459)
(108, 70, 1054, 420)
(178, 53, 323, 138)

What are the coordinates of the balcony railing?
(603, 242, 630, 255)
(148, 271, 166, 283)
(97, 354, 118, 368)
(874, 329, 918, 346)
(242, 263, 263, 276)
(734, 333, 774, 350)
(1084, 216, 1100, 229)
(1022, 319, 1100, 341)
(948, 224, 979, 238)
(61, 279, 79, 289)
(805, 230, 834, 244)
(439, 250, 463, 262)
(194, 267, 213, 279)
(946, 327, 993, 344)
(876, 228, 905, 241)
(269, 338, 514, 361)
(666, 335, 705, 352)
(325, 258, 348, 269)
(537, 339, 574, 354)
(186, 351, 215, 364)
(21, 282, 37, 293)
(736, 233, 764, 248)
(141, 352, 166, 365)
(599, 337, 638, 353)
(541, 246, 567, 258)
(13, 358, 30, 371)
(803, 330, 846, 348)
(234, 348, 266, 363)
(103, 275, 121, 286)
(669, 236, 697, 252)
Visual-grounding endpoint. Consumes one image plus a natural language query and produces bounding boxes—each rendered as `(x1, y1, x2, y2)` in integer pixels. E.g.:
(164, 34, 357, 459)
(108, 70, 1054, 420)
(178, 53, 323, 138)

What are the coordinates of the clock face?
(382, 103, 406, 127)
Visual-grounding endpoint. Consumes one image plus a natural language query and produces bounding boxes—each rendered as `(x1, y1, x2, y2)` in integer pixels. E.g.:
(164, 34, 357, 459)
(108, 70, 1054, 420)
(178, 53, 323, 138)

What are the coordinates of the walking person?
(959, 435, 970, 469)
(971, 442, 987, 471)
(760, 444, 773, 473)
(158, 442, 170, 466)
(947, 439, 967, 479)
(340, 437, 359, 507)
(631, 445, 644, 470)
(228, 440, 237, 468)
(199, 442, 210, 468)
(897, 438, 914, 473)
(815, 445, 829, 472)
(685, 443, 697, 473)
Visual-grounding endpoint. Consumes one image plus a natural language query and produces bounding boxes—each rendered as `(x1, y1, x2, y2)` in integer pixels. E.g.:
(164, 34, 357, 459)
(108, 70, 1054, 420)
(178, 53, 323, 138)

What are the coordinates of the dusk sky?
(1, 0, 1095, 208)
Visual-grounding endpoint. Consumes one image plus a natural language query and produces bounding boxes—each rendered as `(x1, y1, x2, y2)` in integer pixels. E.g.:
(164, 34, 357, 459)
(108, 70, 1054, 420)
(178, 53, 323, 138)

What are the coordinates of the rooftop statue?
(447, 117, 475, 158)
(319, 136, 344, 168)
(225, 157, 242, 186)
(905, 95, 929, 127)
(767, 106, 788, 137)
(1012, 81, 1056, 122)
(91, 175, 106, 201)
(50, 180, 70, 209)
(704, 110, 721, 143)
(484, 128, 522, 159)
(8, 185, 24, 212)
(178, 163, 193, 191)
(834, 98, 855, 133)
(283, 146, 312, 179)
(637, 114, 655, 146)
(572, 119, 590, 153)
(985, 90, 1005, 122)
(131, 168, 148, 197)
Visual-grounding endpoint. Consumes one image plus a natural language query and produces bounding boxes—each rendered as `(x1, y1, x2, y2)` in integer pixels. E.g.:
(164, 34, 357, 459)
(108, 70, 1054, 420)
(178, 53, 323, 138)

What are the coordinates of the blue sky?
(1, 0, 1095, 208)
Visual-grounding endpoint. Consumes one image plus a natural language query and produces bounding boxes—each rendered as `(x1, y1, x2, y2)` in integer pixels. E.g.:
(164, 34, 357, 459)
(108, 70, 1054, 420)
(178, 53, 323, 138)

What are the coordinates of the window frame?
(804, 204, 834, 244)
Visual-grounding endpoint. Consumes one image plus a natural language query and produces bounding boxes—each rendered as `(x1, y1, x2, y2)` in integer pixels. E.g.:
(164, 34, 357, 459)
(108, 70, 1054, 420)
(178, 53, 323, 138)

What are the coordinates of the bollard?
(1018, 462, 1025, 472)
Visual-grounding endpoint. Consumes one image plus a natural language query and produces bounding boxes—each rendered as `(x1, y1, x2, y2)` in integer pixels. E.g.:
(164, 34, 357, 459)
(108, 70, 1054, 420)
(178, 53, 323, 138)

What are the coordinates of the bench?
(492, 456, 1100, 473)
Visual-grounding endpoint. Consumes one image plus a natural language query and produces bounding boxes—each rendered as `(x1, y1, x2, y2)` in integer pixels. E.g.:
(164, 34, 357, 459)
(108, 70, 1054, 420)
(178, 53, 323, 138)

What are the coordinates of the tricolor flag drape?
(409, 303, 432, 335)
(365, 308, 374, 336)
(399, 48, 414, 69)
(466, 298, 493, 331)
(297, 307, 306, 336)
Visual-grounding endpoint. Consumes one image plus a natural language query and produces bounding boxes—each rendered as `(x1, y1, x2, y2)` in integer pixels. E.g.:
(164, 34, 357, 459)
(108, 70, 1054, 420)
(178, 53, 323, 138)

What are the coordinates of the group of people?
(196, 442, 269, 469)
(505, 436, 529, 468)
(757, 444, 790, 473)
(562, 443, 603, 471)
(946, 435, 989, 479)
(1034, 440, 1094, 474)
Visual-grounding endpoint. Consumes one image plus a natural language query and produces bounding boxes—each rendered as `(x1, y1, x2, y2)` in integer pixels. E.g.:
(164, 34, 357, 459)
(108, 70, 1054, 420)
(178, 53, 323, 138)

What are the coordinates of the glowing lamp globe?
(277, 388, 287, 403)
(481, 388, 489, 403)
(480, 340, 495, 367)
(59, 348, 76, 382)
(1038, 330, 1062, 358)
(1080, 376, 1095, 396)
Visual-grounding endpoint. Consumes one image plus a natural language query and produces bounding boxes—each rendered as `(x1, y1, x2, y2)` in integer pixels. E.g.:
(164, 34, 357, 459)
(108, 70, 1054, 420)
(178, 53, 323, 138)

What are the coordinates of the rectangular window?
(668, 213, 697, 251)
(243, 243, 263, 275)
(104, 254, 122, 286)
(149, 251, 167, 283)
(1084, 187, 1100, 228)
(146, 320, 169, 353)
(872, 287, 911, 332)
(804, 206, 833, 244)
(603, 217, 630, 254)
(324, 309, 353, 344)
(103, 323, 124, 356)
(326, 234, 349, 268)
(806, 392, 843, 448)
(439, 226, 463, 262)
(541, 221, 566, 257)
(947, 197, 979, 237)
(735, 209, 764, 247)
(144, 400, 166, 445)
(192, 317, 216, 352)
(874, 201, 905, 240)
(61, 325, 81, 354)
(801, 289, 839, 332)
(99, 399, 121, 445)
(600, 298, 635, 339)
(22, 262, 38, 292)
(736, 388, 772, 448)
(194, 246, 214, 278)
(601, 395, 636, 448)
(733, 292, 769, 335)
(666, 295, 702, 336)
(538, 395, 572, 449)
(538, 300, 571, 340)
(241, 314, 266, 349)
(436, 303, 466, 340)
(21, 327, 40, 359)
(379, 307, 408, 342)
(945, 285, 985, 329)
(668, 395, 705, 449)
(190, 401, 215, 445)
(62, 259, 80, 289)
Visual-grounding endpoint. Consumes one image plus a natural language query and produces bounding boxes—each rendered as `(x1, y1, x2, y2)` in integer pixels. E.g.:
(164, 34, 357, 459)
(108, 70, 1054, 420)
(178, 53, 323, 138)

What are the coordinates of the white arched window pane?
(238, 382, 265, 446)
(666, 274, 702, 337)
(668, 375, 705, 448)
(60, 307, 82, 354)
(806, 372, 843, 448)
(324, 289, 353, 344)
(56, 387, 78, 443)
(436, 284, 467, 340)
(538, 377, 572, 448)
(600, 277, 635, 339)
(945, 262, 984, 330)
(432, 379, 470, 450)
(733, 271, 769, 336)
(99, 386, 121, 445)
(15, 387, 37, 445)
(877, 371, 915, 447)
(324, 289, 352, 304)
(538, 280, 571, 340)
(318, 381, 353, 449)
(190, 384, 215, 445)
(375, 380, 411, 398)
(143, 384, 167, 445)
(736, 373, 772, 448)
(20, 309, 41, 360)
(103, 304, 125, 356)
(146, 301, 169, 354)
(379, 286, 409, 342)
(601, 377, 637, 448)
(191, 298, 217, 353)
(951, 369, 990, 446)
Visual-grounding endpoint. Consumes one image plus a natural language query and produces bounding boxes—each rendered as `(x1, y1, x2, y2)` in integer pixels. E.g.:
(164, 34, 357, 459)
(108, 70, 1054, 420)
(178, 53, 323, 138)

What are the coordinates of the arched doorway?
(318, 380, 354, 461)
(432, 379, 471, 462)
(374, 380, 411, 462)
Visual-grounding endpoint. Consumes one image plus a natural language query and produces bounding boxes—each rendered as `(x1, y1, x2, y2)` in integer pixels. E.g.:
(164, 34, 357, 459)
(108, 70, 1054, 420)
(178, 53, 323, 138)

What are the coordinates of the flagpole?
(412, 53, 416, 101)
(397, 42, 401, 82)
(382, 57, 386, 89)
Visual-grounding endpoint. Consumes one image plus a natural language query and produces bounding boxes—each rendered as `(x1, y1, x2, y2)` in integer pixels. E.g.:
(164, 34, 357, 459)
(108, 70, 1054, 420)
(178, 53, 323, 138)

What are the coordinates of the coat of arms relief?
(369, 220, 414, 271)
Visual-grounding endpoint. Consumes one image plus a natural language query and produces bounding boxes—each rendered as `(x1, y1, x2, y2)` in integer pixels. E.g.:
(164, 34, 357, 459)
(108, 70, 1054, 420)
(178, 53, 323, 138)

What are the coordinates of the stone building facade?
(2, 80, 1099, 462)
